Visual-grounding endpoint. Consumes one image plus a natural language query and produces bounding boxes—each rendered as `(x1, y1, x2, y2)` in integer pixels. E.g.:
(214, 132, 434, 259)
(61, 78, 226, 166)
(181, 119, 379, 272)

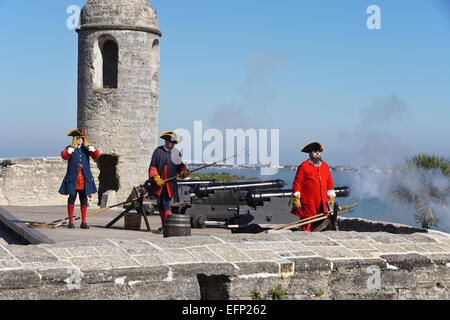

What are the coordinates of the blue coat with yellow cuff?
(58, 145, 98, 196)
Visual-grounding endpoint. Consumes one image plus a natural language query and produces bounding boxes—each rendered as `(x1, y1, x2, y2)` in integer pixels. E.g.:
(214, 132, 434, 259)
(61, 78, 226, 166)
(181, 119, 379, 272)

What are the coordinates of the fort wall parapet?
(0, 231, 448, 300)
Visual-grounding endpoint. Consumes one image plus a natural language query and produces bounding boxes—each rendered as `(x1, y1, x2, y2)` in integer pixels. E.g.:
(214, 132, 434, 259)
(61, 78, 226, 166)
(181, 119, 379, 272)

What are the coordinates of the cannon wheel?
(192, 215, 207, 229)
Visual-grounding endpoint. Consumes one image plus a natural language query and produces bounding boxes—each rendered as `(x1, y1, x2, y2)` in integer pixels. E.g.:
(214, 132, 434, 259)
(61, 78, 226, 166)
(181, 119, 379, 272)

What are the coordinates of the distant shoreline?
(185, 162, 392, 174)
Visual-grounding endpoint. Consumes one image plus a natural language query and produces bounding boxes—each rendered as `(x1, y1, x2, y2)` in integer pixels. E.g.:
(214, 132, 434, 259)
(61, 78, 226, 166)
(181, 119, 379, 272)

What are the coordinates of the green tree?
(392, 154, 450, 229)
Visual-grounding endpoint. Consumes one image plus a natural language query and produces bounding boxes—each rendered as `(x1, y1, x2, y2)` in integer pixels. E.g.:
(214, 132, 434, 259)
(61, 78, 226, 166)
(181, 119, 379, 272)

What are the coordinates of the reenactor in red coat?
(59, 129, 100, 229)
(291, 142, 335, 231)
(149, 131, 191, 232)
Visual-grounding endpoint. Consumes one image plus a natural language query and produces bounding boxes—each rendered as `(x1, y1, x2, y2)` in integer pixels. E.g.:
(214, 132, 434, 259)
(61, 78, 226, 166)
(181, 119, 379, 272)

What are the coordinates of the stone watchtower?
(77, 0, 161, 203)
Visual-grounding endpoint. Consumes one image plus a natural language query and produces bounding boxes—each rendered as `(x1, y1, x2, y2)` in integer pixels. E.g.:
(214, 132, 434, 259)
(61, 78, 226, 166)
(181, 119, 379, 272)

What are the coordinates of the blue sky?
(0, 0, 449, 166)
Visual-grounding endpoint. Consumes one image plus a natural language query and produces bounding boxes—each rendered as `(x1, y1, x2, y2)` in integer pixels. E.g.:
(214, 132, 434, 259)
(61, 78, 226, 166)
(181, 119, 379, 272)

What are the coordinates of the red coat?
(291, 160, 334, 219)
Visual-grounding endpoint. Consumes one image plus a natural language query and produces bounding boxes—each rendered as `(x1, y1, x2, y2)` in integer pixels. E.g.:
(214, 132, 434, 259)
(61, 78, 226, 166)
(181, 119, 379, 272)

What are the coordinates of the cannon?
(176, 179, 218, 202)
(192, 179, 287, 198)
(244, 186, 351, 209)
(145, 177, 351, 230)
(177, 179, 287, 228)
(181, 182, 351, 228)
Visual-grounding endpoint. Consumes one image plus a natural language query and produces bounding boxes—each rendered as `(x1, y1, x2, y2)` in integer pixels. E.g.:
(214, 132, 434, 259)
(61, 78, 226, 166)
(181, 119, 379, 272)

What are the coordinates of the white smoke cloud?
(344, 94, 450, 231)
(209, 50, 289, 130)
(348, 166, 450, 231)
(349, 94, 412, 167)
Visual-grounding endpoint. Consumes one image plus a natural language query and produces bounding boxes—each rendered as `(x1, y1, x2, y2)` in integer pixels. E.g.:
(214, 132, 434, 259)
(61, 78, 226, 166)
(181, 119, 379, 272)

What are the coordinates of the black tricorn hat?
(301, 142, 324, 153)
(67, 128, 85, 137)
(160, 131, 179, 144)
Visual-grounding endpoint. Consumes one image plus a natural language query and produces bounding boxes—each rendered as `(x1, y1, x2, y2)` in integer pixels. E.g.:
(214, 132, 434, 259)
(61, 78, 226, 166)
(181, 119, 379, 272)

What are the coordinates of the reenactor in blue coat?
(149, 131, 190, 232)
(59, 129, 100, 229)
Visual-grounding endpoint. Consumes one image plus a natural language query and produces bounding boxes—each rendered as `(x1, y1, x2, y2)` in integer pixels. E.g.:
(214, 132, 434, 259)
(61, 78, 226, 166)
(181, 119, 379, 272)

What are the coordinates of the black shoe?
(80, 223, 89, 229)
(157, 227, 163, 234)
(68, 222, 75, 229)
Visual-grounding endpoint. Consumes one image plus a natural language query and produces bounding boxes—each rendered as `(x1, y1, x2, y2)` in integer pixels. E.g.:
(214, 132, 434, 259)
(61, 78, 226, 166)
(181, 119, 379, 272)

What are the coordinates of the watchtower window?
(102, 40, 118, 89)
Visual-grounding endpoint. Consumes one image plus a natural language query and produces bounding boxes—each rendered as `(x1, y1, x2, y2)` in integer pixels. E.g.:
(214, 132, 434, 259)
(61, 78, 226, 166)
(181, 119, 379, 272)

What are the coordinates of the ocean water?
(200, 168, 450, 233)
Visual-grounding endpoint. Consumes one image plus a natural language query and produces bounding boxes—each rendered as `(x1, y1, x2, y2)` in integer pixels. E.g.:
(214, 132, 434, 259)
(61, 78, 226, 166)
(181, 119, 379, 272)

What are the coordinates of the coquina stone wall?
(0, 232, 449, 300)
(0, 158, 101, 206)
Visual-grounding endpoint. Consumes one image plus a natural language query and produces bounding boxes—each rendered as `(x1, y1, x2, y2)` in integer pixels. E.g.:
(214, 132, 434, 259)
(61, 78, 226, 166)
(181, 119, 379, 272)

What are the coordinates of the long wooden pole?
(259, 202, 358, 234)
(163, 149, 248, 183)
(258, 213, 327, 234)
(25, 198, 137, 228)
(275, 210, 350, 232)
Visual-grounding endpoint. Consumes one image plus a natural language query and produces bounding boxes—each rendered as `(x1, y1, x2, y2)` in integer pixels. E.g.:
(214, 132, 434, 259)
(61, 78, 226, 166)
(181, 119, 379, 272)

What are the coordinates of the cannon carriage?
(141, 179, 351, 230)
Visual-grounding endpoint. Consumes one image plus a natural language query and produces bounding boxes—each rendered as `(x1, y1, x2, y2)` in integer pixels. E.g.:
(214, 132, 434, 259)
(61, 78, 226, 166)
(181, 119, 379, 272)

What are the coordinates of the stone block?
(207, 244, 251, 262)
(0, 259, 21, 270)
(289, 275, 331, 300)
(147, 235, 221, 249)
(100, 190, 117, 208)
(164, 249, 200, 264)
(398, 233, 437, 244)
(8, 245, 58, 263)
(291, 257, 332, 273)
(321, 231, 370, 240)
(424, 253, 450, 265)
(70, 256, 113, 271)
(235, 261, 280, 278)
(337, 240, 378, 250)
(240, 250, 282, 261)
(330, 269, 380, 291)
(381, 270, 416, 289)
(212, 233, 288, 243)
(185, 247, 225, 263)
(368, 233, 407, 244)
(0, 270, 41, 289)
(309, 246, 359, 259)
(110, 239, 159, 255)
(289, 251, 317, 257)
(380, 253, 433, 270)
(332, 258, 386, 271)
(171, 262, 237, 278)
(280, 231, 329, 242)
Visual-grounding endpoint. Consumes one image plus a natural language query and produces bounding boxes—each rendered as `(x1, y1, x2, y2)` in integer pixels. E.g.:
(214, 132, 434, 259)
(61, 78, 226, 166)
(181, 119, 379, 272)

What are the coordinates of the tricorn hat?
(301, 142, 323, 153)
(67, 128, 86, 137)
(160, 131, 179, 144)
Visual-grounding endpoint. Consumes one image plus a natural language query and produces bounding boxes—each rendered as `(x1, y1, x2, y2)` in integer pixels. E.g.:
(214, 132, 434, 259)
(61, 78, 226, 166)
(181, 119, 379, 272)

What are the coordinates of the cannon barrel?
(244, 189, 292, 208)
(175, 179, 218, 186)
(142, 179, 218, 193)
(193, 179, 287, 198)
(334, 186, 350, 198)
(244, 186, 351, 208)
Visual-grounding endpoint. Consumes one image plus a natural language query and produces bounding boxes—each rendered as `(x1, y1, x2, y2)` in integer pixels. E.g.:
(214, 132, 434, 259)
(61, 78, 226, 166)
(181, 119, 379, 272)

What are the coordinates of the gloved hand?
(292, 193, 301, 210)
(83, 136, 91, 147)
(71, 137, 77, 149)
(327, 190, 336, 199)
(88, 145, 96, 152)
(179, 169, 191, 179)
(328, 196, 335, 208)
(68, 147, 75, 154)
(152, 175, 165, 188)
